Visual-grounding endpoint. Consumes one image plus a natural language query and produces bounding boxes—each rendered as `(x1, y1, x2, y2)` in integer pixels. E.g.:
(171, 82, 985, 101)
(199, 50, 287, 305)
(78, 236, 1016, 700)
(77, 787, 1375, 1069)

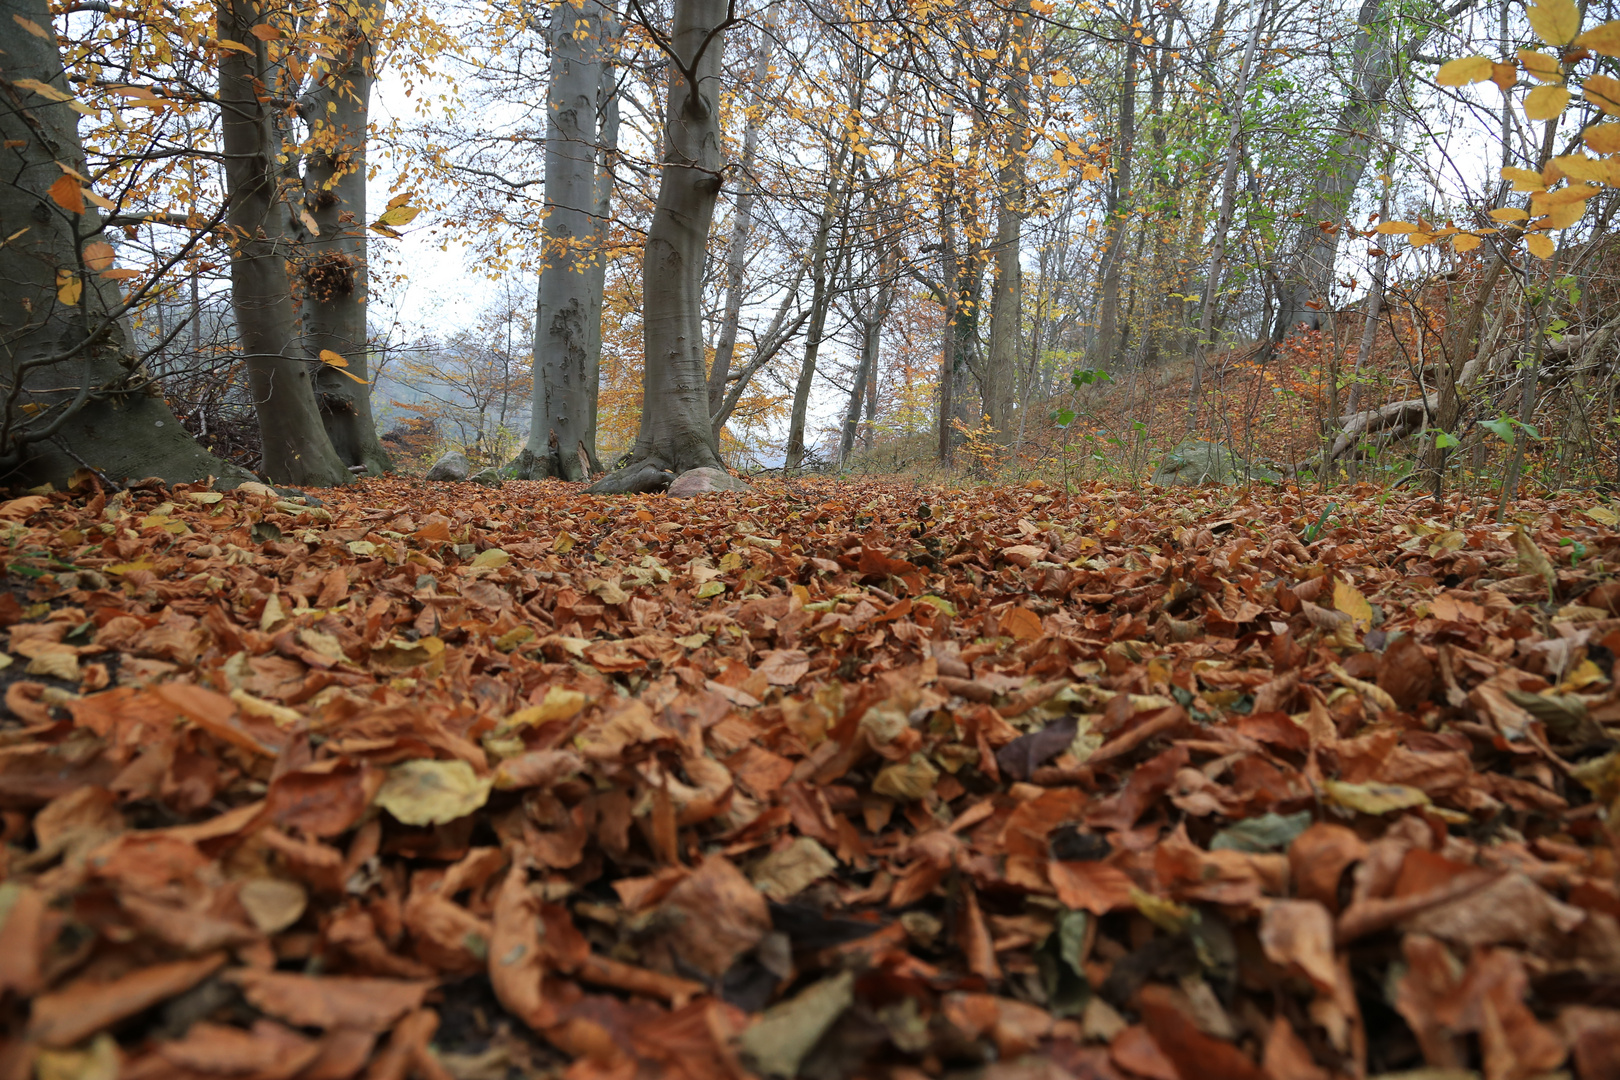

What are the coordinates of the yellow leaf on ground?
(374, 759, 492, 826)
(1324, 780, 1431, 815)
(1333, 578, 1374, 631)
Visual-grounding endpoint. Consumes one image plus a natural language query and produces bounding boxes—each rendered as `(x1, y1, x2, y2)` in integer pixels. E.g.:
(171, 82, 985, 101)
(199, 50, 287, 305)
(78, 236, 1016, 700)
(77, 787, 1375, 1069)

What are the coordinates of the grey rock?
(667, 466, 748, 497)
(1150, 440, 1283, 487)
(425, 451, 470, 482)
(469, 467, 503, 488)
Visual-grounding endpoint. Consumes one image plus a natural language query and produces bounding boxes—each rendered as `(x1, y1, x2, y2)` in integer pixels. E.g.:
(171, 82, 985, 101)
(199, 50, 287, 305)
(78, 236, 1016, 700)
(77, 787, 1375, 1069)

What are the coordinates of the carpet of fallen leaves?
(4, 474, 1620, 1080)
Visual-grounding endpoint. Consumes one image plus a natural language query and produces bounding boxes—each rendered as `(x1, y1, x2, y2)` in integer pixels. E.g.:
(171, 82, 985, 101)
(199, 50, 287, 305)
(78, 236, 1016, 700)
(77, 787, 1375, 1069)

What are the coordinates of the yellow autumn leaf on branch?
(375, 204, 422, 228)
(1574, 19, 1620, 56)
(1518, 50, 1562, 82)
(1436, 55, 1494, 86)
(1501, 166, 1547, 191)
(1584, 123, 1620, 152)
(82, 241, 115, 271)
(1374, 220, 1418, 234)
(1525, 84, 1570, 120)
(318, 349, 349, 368)
(1526, 233, 1556, 259)
(11, 13, 49, 38)
(1489, 207, 1529, 221)
(48, 175, 83, 215)
(55, 269, 81, 306)
(13, 78, 73, 103)
(1584, 73, 1620, 115)
(1527, 0, 1581, 47)
(1452, 233, 1482, 252)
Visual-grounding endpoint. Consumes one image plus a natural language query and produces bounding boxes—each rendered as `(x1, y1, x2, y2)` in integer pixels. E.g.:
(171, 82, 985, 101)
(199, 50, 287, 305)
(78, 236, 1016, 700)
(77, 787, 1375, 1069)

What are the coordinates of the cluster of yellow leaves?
(1402, 0, 1620, 260)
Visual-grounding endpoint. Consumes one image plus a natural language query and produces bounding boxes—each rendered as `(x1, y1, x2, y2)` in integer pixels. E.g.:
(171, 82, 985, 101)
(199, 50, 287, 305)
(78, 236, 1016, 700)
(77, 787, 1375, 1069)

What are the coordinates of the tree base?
(9, 390, 258, 493)
(585, 459, 674, 494)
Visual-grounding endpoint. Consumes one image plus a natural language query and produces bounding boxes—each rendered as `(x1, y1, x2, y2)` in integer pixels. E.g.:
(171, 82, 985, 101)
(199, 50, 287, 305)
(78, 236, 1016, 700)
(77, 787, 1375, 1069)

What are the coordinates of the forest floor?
(3, 474, 1620, 1080)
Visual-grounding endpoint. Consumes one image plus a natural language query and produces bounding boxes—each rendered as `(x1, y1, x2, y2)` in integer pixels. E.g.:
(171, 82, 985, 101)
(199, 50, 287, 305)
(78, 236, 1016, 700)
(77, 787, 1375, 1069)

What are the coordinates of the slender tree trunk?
(587, 0, 732, 494)
(1189, 0, 1267, 427)
(781, 164, 850, 472)
(934, 86, 977, 465)
(219, 0, 352, 488)
(706, 11, 775, 428)
(584, 17, 620, 465)
(522, 0, 608, 481)
(0, 0, 253, 488)
(1271, 0, 1432, 338)
(840, 275, 896, 467)
(982, 0, 1033, 445)
(784, 69, 866, 472)
(1089, 0, 1139, 373)
(300, 0, 392, 478)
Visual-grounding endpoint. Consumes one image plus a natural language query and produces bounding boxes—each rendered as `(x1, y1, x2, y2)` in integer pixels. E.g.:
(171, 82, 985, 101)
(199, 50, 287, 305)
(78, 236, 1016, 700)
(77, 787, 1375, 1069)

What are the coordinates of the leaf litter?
(1, 474, 1620, 1078)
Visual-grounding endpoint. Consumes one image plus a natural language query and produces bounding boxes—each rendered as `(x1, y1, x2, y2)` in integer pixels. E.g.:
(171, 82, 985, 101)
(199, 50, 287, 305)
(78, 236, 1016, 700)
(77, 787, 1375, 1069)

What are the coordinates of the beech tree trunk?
(1088, 0, 1139, 373)
(583, 18, 620, 463)
(299, 0, 392, 478)
(782, 157, 851, 472)
(1189, 0, 1267, 425)
(521, 0, 609, 481)
(1271, 0, 1431, 338)
(219, 0, 353, 488)
(981, 0, 1033, 445)
(706, 13, 775, 423)
(0, 0, 253, 488)
(839, 274, 895, 467)
(586, 0, 731, 494)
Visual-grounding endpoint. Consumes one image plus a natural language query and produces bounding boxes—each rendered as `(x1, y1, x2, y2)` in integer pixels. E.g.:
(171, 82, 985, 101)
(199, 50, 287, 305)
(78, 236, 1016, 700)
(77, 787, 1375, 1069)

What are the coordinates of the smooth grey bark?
(782, 147, 854, 472)
(933, 86, 980, 466)
(981, 0, 1033, 444)
(586, 0, 732, 494)
(299, 0, 392, 478)
(839, 273, 895, 467)
(523, 0, 609, 481)
(219, 0, 352, 488)
(1088, 0, 1139, 374)
(0, 0, 253, 488)
(1189, 0, 1267, 424)
(1271, 0, 1436, 338)
(705, 12, 775, 422)
(582, 16, 620, 464)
